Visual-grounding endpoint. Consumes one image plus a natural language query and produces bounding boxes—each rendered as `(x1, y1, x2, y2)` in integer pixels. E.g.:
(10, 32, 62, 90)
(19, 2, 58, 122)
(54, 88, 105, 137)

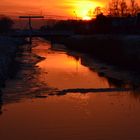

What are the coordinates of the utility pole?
(19, 16, 44, 47)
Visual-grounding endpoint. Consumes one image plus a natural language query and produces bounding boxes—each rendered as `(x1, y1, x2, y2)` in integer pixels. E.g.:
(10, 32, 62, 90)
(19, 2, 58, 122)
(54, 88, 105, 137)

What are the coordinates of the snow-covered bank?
(65, 34, 140, 54)
(63, 34, 140, 70)
(0, 37, 25, 88)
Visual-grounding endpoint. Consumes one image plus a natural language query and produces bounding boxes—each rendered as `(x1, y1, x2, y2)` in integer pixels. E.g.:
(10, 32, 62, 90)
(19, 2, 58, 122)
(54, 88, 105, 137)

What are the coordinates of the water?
(0, 38, 140, 140)
(34, 40, 110, 90)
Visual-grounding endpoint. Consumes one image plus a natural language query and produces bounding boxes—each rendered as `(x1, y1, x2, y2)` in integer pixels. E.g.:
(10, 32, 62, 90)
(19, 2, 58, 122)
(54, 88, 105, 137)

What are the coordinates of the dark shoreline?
(46, 34, 140, 88)
(46, 34, 140, 71)
(0, 38, 52, 105)
(0, 37, 26, 89)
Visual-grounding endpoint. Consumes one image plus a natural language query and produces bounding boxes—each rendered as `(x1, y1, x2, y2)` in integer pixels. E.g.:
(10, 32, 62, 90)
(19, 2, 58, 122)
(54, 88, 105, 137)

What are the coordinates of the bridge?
(8, 29, 74, 52)
(11, 15, 74, 45)
(7, 15, 74, 52)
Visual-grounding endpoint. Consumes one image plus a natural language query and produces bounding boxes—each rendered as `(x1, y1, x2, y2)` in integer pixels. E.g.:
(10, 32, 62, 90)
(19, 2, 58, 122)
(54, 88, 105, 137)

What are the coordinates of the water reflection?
(33, 42, 110, 90)
(1, 38, 140, 140)
(32, 38, 140, 98)
(2, 38, 140, 106)
(0, 92, 140, 140)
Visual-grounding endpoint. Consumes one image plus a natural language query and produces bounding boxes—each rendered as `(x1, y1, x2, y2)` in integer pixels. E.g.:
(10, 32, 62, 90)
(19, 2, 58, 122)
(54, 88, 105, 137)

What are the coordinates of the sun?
(74, 1, 100, 20)
(82, 16, 92, 20)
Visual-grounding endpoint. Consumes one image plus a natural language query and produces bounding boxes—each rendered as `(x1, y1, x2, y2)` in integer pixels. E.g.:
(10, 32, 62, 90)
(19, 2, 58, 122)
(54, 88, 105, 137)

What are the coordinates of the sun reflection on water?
(33, 42, 110, 90)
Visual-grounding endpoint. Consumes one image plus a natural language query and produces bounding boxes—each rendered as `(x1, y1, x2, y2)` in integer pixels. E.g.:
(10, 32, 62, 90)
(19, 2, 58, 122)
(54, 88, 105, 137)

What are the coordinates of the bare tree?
(120, 0, 128, 16)
(94, 7, 102, 16)
(108, 0, 128, 16)
(108, 0, 120, 16)
(130, 0, 140, 16)
(108, 0, 140, 17)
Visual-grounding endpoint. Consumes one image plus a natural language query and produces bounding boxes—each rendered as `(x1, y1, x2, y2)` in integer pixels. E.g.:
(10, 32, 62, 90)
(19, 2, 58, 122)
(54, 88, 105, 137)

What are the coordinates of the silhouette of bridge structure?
(10, 15, 74, 45)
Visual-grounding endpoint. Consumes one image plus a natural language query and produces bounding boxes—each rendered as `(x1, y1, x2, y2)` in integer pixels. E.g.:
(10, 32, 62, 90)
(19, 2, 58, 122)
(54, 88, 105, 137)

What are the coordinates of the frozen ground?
(0, 37, 25, 88)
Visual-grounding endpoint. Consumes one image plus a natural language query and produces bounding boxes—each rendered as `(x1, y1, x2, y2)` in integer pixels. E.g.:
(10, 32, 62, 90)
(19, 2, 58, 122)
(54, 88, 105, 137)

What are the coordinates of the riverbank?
(46, 34, 140, 88)
(0, 36, 26, 89)
(1, 38, 140, 140)
(61, 34, 140, 71)
(1, 38, 53, 104)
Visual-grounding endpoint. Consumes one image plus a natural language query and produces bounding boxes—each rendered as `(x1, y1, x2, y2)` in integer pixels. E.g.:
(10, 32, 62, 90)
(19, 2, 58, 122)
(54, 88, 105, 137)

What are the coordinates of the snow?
(0, 36, 25, 88)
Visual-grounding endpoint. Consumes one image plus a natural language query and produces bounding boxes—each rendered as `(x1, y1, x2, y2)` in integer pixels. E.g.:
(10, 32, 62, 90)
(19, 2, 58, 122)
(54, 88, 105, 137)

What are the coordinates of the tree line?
(0, 15, 14, 33)
(95, 0, 140, 17)
(109, 0, 139, 16)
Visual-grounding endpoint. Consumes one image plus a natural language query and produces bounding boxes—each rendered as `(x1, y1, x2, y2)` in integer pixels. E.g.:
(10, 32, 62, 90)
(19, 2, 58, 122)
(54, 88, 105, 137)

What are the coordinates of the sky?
(0, 0, 107, 19)
(0, 0, 139, 19)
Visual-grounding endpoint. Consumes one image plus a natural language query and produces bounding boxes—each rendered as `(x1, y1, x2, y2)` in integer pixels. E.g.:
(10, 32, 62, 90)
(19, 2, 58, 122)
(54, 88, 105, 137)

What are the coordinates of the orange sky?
(0, 0, 139, 19)
(0, 0, 107, 19)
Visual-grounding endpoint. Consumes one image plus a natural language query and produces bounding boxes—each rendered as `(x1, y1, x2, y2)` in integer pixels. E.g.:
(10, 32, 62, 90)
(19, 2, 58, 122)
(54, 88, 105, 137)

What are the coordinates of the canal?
(0, 38, 140, 140)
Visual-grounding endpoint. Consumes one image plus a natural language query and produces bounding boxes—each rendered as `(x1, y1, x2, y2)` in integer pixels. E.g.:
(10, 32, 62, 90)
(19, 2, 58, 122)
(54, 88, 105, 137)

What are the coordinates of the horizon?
(1, 0, 140, 20)
(0, 0, 109, 20)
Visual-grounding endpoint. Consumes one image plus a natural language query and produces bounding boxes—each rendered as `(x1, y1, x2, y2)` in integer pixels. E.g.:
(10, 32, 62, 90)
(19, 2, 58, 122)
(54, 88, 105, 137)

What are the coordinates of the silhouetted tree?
(130, 0, 140, 16)
(0, 16, 14, 33)
(108, 0, 140, 17)
(95, 13, 112, 33)
(120, 0, 128, 16)
(94, 7, 102, 16)
(108, 0, 120, 16)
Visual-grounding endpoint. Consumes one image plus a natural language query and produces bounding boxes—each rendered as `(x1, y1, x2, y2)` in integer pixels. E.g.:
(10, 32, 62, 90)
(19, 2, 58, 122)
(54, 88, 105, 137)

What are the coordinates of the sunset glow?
(73, 1, 102, 20)
(82, 16, 92, 20)
(1, 0, 139, 19)
(0, 0, 105, 19)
